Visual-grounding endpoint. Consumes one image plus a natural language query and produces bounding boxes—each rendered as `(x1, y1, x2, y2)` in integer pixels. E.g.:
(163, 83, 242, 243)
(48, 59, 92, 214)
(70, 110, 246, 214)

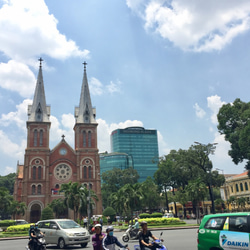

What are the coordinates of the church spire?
(28, 58, 50, 122)
(75, 62, 96, 124)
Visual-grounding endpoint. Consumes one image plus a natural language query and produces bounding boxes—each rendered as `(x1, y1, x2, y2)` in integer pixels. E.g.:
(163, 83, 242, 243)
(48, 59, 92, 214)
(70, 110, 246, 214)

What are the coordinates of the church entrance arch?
(28, 201, 44, 223)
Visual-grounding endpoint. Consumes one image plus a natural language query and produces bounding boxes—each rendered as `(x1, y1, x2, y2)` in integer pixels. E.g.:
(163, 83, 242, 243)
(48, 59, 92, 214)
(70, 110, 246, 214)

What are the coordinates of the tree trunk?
(164, 188, 169, 212)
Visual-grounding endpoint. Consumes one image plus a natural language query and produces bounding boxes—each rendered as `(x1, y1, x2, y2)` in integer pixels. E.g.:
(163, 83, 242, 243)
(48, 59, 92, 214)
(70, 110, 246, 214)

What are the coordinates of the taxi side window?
(204, 217, 226, 230)
(50, 222, 57, 229)
(229, 216, 249, 233)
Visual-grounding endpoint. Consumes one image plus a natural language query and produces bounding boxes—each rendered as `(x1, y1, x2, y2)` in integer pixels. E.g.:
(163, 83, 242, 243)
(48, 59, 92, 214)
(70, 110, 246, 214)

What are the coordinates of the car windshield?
(57, 220, 81, 229)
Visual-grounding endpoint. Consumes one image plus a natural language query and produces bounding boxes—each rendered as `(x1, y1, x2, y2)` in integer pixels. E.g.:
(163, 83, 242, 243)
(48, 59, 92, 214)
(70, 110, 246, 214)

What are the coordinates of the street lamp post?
(194, 141, 218, 214)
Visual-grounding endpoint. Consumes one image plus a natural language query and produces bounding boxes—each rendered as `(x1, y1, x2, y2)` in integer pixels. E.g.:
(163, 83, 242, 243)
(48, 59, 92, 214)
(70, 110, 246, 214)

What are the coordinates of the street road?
(0, 228, 197, 250)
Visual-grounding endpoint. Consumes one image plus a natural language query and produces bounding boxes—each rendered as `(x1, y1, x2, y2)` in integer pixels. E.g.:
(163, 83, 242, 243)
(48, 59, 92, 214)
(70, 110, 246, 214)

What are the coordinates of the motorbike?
(26, 233, 46, 250)
(134, 232, 168, 250)
(122, 225, 140, 242)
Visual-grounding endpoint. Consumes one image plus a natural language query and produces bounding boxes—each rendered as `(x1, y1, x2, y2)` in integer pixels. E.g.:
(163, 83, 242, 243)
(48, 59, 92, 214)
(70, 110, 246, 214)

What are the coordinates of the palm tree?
(60, 182, 86, 220)
(60, 182, 98, 221)
(49, 198, 67, 218)
(121, 183, 143, 224)
(10, 200, 26, 219)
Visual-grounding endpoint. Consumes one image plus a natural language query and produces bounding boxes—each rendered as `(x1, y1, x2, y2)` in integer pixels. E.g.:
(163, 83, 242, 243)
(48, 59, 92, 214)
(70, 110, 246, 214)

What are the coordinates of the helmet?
(94, 224, 102, 230)
(106, 225, 113, 233)
(35, 223, 38, 227)
(140, 221, 147, 227)
(30, 224, 34, 228)
(135, 218, 138, 221)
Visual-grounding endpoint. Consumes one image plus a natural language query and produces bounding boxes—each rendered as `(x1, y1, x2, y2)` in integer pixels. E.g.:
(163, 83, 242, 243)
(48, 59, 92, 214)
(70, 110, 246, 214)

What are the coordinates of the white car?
(37, 219, 90, 249)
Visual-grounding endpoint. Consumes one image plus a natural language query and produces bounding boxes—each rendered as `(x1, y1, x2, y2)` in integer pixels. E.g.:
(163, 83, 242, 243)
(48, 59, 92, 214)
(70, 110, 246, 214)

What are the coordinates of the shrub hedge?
(139, 213, 163, 219)
(0, 220, 16, 228)
(6, 224, 30, 233)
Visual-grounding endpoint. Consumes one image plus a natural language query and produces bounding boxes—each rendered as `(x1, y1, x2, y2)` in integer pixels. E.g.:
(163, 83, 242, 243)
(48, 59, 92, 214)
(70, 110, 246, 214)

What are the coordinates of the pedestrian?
(92, 224, 105, 250)
(99, 217, 103, 226)
(83, 217, 88, 228)
(138, 221, 163, 250)
(103, 226, 129, 250)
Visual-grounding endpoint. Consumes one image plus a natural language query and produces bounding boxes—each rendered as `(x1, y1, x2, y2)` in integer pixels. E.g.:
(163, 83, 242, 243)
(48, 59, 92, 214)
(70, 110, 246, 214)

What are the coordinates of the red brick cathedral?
(14, 59, 102, 222)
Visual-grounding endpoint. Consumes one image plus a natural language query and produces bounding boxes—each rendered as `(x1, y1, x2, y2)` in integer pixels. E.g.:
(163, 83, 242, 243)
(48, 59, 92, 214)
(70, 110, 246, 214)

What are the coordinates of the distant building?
(13, 60, 102, 222)
(110, 127, 159, 182)
(99, 152, 133, 176)
(221, 172, 250, 205)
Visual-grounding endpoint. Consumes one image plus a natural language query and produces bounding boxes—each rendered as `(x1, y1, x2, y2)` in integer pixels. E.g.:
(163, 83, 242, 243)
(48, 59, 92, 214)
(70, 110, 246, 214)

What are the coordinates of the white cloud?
(0, 61, 36, 97)
(107, 80, 122, 94)
(0, 0, 89, 61)
(157, 130, 170, 156)
(0, 98, 31, 129)
(4, 166, 15, 175)
(126, 0, 250, 52)
(211, 132, 245, 174)
(89, 77, 104, 96)
(207, 95, 226, 124)
(193, 103, 206, 118)
(0, 130, 25, 159)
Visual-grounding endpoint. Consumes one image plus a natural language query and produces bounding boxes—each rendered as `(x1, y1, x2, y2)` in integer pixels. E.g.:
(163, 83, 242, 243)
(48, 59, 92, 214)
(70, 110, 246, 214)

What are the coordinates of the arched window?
(37, 185, 41, 195)
(245, 182, 248, 191)
(231, 186, 233, 193)
(32, 185, 36, 195)
(83, 131, 86, 147)
(84, 166, 87, 178)
(55, 184, 60, 189)
(236, 184, 239, 192)
(240, 183, 244, 191)
(39, 130, 43, 146)
(34, 129, 38, 146)
(89, 183, 92, 190)
(33, 166, 36, 180)
(38, 166, 42, 180)
(88, 131, 91, 147)
(88, 166, 91, 178)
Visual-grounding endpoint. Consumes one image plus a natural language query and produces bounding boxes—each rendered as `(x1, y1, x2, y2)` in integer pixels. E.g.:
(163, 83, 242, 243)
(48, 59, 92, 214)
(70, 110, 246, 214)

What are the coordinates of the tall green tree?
(101, 167, 139, 207)
(0, 173, 16, 194)
(140, 177, 161, 213)
(10, 200, 26, 220)
(217, 98, 250, 174)
(60, 182, 98, 221)
(49, 198, 68, 218)
(0, 187, 13, 219)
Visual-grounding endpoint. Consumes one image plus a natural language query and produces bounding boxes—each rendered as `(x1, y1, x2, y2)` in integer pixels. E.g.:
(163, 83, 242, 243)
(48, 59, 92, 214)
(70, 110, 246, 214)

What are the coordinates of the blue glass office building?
(111, 127, 159, 182)
(99, 152, 133, 176)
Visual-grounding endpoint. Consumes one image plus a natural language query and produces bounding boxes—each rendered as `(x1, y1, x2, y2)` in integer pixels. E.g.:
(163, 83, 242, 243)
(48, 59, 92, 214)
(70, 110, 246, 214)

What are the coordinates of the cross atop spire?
(83, 61, 87, 71)
(38, 57, 43, 68)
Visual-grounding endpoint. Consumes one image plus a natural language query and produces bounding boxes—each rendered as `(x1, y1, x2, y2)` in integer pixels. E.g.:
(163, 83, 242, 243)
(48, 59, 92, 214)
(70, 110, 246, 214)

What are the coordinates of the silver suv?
(37, 219, 90, 249)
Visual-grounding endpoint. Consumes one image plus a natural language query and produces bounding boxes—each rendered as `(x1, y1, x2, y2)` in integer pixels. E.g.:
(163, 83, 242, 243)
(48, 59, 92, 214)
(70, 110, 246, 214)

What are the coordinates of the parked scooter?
(122, 225, 140, 242)
(26, 233, 46, 250)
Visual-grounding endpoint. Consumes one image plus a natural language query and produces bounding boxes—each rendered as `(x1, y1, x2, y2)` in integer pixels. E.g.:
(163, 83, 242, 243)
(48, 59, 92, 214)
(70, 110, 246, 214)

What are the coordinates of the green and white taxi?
(197, 212, 250, 250)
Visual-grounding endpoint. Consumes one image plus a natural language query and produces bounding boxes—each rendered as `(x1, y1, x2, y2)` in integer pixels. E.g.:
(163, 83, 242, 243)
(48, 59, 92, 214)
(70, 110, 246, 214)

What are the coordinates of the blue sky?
(0, 0, 249, 176)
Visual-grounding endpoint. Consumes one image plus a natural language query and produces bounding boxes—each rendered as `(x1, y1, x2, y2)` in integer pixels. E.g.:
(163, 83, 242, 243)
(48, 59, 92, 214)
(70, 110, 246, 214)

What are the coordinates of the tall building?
(99, 152, 134, 176)
(111, 127, 159, 182)
(14, 60, 102, 222)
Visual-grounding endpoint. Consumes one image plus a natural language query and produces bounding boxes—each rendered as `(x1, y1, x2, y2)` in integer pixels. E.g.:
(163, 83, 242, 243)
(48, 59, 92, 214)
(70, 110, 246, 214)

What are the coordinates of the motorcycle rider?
(103, 226, 129, 250)
(131, 218, 139, 237)
(30, 223, 44, 250)
(138, 221, 163, 250)
(92, 223, 105, 250)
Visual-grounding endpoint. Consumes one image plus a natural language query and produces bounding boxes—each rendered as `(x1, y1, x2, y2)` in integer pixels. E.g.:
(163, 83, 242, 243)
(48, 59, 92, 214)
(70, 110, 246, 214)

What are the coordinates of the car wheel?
(122, 235, 129, 242)
(81, 243, 88, 248)
(58, 238, 65, 249)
